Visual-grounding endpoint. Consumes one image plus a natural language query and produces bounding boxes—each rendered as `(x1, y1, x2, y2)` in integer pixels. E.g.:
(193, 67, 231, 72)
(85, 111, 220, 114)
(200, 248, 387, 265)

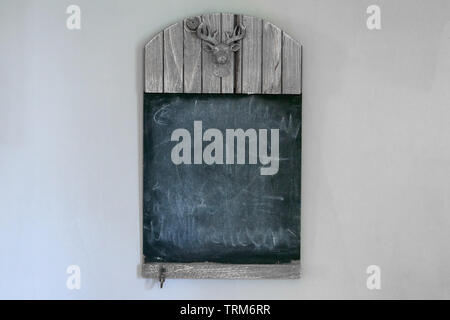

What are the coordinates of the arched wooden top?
(145, 13, 302, 95)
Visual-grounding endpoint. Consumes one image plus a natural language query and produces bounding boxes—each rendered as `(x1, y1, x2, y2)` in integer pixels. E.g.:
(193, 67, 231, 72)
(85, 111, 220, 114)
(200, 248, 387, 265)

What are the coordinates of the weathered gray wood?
(183, 17, 202, 93)
(164, 22, 184, 93)
(144, 32, 163, 93)
(201, 13, 221, 93)
(221, 13, 236, 93)
(282, 33, 302, 94)
(144, 13, 301, 95)
(234, 14, 243, 94)
(242, 15, 262, 94)
(142, 261, 300, 279)
(262, 21, 282, 94)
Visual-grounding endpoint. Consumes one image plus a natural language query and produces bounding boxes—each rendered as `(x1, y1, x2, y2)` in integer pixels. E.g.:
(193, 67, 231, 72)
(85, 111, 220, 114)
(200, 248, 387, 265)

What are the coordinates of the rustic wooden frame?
(143, 13, 302, 280)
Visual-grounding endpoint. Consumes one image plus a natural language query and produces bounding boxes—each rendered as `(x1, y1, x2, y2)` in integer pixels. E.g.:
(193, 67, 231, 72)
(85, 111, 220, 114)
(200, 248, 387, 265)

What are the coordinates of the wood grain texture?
(142, 261, 300, 279)
(183, 17, 202, 93)
(262, 21, 282, 94)
(144, 13, 301, 95)
(164, 22, 184, 93)
(221, 13, 236, 94)
(234, 14, 243, 94)
(282, 33, 302, 94)
(201, 13, 221, 93)
(242, 15, 262, 94)
(144, 32, 163, 93)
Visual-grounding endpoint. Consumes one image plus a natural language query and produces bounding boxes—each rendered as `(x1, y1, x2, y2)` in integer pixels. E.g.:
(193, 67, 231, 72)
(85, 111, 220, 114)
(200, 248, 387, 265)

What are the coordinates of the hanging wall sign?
(142, 13, 302, 283)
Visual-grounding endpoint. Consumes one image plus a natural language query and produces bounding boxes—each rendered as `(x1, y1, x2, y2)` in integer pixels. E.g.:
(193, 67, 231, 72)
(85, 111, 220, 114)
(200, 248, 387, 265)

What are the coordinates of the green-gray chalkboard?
(143, 93, 301, 264)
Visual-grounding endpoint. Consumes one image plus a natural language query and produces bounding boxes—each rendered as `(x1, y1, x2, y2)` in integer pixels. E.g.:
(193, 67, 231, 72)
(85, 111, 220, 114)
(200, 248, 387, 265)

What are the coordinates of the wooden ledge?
(142, 261, 300, 279)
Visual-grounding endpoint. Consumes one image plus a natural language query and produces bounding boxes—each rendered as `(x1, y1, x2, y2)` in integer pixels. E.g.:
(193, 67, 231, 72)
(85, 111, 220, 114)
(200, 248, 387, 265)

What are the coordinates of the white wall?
(1, 0, 449, 299)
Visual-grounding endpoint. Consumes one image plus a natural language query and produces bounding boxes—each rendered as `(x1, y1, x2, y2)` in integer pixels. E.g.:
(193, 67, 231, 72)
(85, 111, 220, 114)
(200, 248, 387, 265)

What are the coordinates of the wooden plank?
(201, 13, 221, 93)
(234, 15, 243, 94)
(183, 17, 202, 93)
(262, 21, 282, 94)
(282, 33, 302, 94)
(242, 15, 262, 94)
(221, 13, 235, 93)
(142, 261, 300, 279)
(144, 32, 163, 93)
(164, 22, 184, 93)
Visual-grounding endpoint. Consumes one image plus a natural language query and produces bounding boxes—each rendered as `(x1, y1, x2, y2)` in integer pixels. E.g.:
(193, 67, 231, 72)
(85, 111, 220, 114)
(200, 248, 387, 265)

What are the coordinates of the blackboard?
(143, 93, 301, 264)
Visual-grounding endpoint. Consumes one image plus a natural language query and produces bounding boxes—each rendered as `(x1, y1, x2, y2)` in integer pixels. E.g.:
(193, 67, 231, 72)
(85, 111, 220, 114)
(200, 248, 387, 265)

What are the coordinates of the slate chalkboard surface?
(143, 93, 301, 264)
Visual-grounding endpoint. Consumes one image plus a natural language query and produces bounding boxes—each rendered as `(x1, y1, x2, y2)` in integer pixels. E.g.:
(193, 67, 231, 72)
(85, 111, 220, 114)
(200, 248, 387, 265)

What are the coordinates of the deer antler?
(196, 22, 219, 45)
(224, 24, 246, 45)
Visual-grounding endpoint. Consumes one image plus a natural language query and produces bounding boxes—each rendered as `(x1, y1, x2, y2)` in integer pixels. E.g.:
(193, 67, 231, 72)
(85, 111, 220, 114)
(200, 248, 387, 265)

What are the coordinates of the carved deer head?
(196, 22, 246, 67)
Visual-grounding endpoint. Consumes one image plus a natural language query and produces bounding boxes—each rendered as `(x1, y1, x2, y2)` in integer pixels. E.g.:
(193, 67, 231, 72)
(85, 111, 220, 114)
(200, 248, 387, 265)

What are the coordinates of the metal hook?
(159, 266, 166, 289)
